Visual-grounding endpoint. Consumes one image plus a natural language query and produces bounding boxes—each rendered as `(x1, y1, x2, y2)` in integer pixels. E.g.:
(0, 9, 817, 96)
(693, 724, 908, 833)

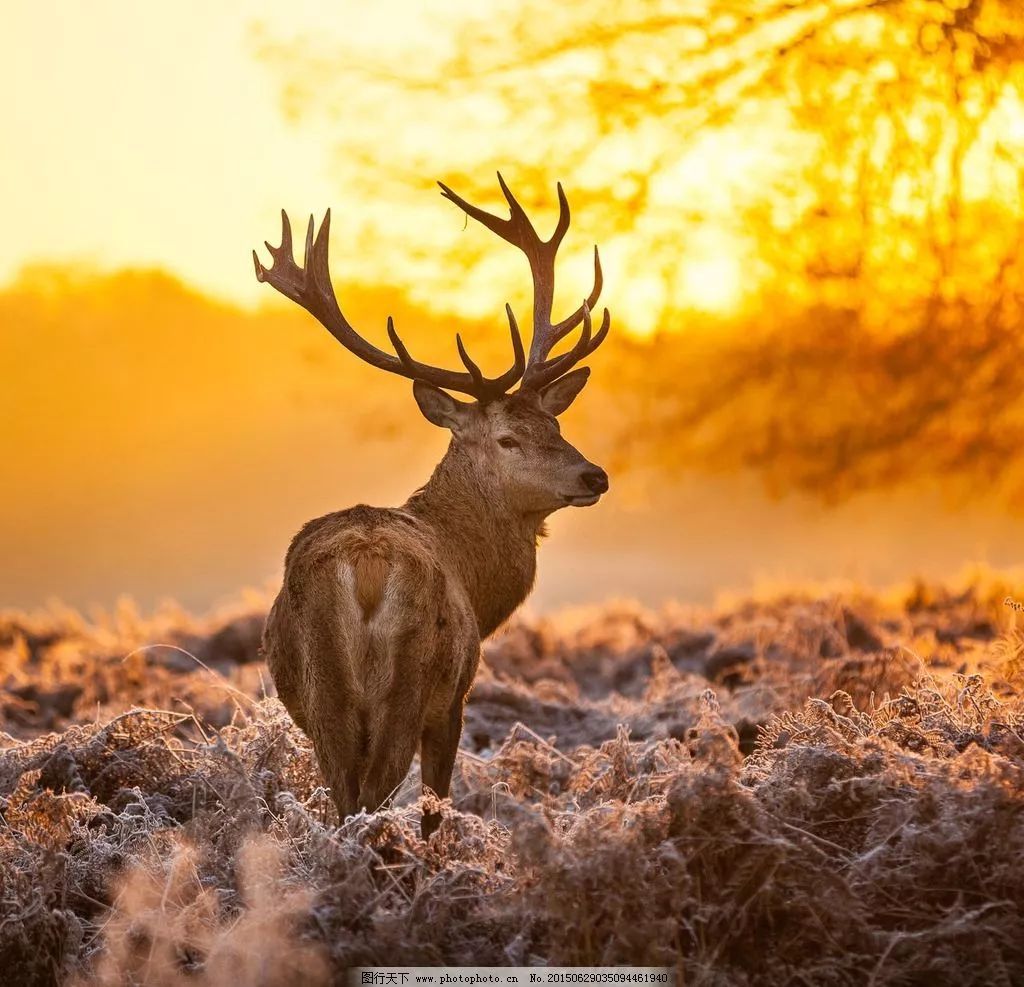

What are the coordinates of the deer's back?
(273, 503, 465, 628)
(262, 505, 478, 729)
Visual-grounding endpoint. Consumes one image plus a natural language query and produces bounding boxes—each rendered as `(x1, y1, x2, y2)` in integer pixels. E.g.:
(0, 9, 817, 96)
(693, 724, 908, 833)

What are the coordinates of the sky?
(5, 1, 1023, 323)
(5, 0, 1024, 614)
(0, 0, 764, 330)
(0, 1, 458, 307)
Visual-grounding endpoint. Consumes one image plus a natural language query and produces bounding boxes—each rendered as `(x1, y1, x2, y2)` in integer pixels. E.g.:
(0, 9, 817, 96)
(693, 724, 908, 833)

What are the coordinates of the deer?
(253, 174, 610, 838)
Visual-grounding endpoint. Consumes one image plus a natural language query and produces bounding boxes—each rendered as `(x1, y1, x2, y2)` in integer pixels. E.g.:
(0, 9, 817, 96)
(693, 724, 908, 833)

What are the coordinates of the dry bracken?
(1, 576, 1023, 985)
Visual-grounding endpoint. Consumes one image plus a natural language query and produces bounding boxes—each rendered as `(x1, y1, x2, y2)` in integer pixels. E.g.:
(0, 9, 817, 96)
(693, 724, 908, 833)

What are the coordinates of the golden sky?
(0, 0, 775, 334)
(0, 1, 476, 308)
(6, 0, 1024, 614)
(5, 1, 1024, 332)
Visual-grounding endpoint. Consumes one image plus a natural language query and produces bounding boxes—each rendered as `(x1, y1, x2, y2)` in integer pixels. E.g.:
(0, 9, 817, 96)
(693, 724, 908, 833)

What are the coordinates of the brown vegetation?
(2, 576, 1023, 984)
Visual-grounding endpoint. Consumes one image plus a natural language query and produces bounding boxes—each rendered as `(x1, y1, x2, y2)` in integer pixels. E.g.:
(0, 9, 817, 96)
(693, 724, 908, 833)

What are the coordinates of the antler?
(438, 173, 610, 391)
(253, 209, 525, 400)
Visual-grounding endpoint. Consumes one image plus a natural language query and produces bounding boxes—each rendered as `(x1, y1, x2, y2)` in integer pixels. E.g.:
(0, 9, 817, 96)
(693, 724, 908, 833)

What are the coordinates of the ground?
(1, 576, 1023, 985)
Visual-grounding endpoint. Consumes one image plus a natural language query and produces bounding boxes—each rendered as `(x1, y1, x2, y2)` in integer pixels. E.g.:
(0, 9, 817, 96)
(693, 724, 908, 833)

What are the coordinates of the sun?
(678, 253, 745, 315)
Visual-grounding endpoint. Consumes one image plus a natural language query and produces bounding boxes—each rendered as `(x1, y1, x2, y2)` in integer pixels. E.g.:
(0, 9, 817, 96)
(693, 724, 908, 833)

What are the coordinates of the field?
(2, 577, 1023, 985)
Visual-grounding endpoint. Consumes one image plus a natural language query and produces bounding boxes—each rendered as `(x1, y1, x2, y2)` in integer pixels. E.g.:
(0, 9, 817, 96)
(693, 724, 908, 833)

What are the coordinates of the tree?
(259, 1, 1024, 504)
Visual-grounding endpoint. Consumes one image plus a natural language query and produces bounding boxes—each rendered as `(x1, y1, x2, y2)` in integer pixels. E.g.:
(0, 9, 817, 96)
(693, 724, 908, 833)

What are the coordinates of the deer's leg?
(309, 704, 366, 824)
(356, 713, 422, 813)
(323, 752, 362, 823)
(356, 655, 424, 812)
(264, 602, 310, 735)
(273, 672, 309, 735)
(420, 695, 465, 839)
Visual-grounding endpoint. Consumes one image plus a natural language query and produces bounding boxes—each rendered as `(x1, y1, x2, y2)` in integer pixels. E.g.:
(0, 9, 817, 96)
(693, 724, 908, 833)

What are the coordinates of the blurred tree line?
(262, 0, 1024, 505)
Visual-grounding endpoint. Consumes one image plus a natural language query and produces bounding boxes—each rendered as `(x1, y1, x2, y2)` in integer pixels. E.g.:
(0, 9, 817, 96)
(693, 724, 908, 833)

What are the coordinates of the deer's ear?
(413, 380, 473, 431)
(538, 367, 591, 416)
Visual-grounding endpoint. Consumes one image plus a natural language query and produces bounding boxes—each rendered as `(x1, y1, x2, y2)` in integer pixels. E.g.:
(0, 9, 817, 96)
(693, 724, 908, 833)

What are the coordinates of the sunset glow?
(6, 0, 1024, 613)
(7, 7, 1024, 979)
(15, 2, 1024, 329)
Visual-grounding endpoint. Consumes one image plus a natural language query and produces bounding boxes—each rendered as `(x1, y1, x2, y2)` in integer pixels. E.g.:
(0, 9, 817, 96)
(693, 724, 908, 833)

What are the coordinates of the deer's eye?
(497, 436, 521, 450)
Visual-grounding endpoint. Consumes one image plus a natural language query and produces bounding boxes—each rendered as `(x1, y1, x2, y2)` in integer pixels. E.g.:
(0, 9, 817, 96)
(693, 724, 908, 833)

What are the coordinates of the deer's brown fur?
(255, 177, 610, 837)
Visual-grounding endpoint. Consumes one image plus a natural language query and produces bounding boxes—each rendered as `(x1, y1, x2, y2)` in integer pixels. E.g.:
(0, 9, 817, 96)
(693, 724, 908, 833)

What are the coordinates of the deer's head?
(253, 174, 611, 515)
(411, 374, 608, 514)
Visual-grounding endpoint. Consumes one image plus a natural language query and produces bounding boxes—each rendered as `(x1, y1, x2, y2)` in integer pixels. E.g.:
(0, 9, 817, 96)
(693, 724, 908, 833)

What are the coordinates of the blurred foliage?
(261, 0, 1024, 318)
(616, 298, 1024, 505)
(258, 0, 1024, 503)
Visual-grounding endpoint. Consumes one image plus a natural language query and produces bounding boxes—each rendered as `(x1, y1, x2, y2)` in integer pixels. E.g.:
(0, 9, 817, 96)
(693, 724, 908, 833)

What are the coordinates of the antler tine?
(549, 245, 603, 346)
(504, 303, 526, 374)
(497, 172, 541, 238)
(521, 301, 612, 391)
(548, 181, 571, 250)
(457, 304, 527, 395)
(385, 316, 415, 369)
(254, 210, 304, 305)
(439, 175, 608, 390)
(455, 334, 486, 390)
(254, 208, 524, 400)
(439, 174, 536, 246)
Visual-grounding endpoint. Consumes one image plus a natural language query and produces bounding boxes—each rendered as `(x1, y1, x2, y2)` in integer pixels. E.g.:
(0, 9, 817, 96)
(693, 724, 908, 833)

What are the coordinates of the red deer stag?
(253, 175, 610, 837)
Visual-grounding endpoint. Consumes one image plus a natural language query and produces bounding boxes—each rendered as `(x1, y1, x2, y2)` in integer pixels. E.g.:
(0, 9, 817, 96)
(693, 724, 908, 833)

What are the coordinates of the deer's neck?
(404, 446, 544, 639)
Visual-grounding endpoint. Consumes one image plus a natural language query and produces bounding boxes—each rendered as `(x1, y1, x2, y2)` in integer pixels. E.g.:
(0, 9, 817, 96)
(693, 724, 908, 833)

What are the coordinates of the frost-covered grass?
(2, 578, 1023, 985)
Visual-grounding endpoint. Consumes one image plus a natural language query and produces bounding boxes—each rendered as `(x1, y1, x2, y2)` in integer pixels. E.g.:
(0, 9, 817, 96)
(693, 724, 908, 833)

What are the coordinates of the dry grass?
(2, 576, 1023, 985)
